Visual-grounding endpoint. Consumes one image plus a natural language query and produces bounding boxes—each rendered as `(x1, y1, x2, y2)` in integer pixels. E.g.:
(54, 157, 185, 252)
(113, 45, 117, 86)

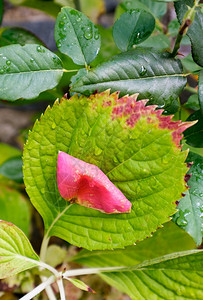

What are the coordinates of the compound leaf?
(23, 91, 192, 250)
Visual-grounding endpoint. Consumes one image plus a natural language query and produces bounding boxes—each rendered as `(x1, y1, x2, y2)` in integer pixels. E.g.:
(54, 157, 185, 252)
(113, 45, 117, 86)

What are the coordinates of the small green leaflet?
(55, 7, 101, 66)
(0, 221, 39, 279)
(0, 156, 23, 183)
(0, 44, 63, 101)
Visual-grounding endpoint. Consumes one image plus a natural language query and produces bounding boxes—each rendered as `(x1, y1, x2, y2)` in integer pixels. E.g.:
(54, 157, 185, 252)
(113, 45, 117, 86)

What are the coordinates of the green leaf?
(0, 0, 3, 25)
(0, 185, 30, 236)
(100, 250, 203, 300)
(0, 220, 39, 279)
(0, 156, 23, 183)
(23, 91, 190, 250)
(173, 152, 203, 246)
(0, 27, 44, 47)
(72, 222, 196, 267)
(184, 94, 200, 111)
(139, 32, 170, 50)
(184, 110, 203, 147)
(9, 0, 61, 17)
(54, 7, 101, 66)
(0, 44, 63, 101)
(71, 48, 187, 108)
(112, 9, 155, 52)
(199, 70, 203, 114)
(0, 143, 21, 165)
(181, 54, 202, 74)
(121, 0, 166, 18)
(175, 0, 203, 67)
(66, 278, 95, 293)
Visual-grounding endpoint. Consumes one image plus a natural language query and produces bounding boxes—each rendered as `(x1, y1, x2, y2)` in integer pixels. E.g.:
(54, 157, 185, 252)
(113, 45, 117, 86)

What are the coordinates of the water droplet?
(59, 21, 65, 28)
(94, 146, 102, 156)
(63, 26, 67, 31)
(52, 122, 56, 129)
(177, 217, 187, 226)
(6, 60, 11, 66)
(113, 157, 118, 163)
(30, 58, 34, 63)
(0, 68, 4, 74)
(56, 40, 62, 48)
(76, 17, 81, 22)
(62, 14, 67, 20)
(94, 32, 99, 40)
(140, 65, 147, 76)
(84, 31, 93, 40)
(36, 46, 44, 53)
(162, 156, 169, 164)
(41, 188, 45, 194)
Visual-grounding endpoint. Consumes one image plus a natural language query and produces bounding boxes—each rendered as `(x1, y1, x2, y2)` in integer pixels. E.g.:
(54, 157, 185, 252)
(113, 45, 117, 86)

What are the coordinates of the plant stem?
(19, 275, 56, 300)
(185, 85, 198, 94)
(63, 69, 79, 73)
(57, 278, 66, 300)
(74, 0, 81, 11)
(40, 234, 50, 262)
(63, 266, 124, 277)
(171, 0, 200, 57)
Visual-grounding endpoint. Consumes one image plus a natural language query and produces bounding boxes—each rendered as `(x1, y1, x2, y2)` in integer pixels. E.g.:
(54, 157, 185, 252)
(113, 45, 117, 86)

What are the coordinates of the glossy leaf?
(100, 250, 203, 300)
(0, 27, 44, 47)
(0, 44, 63, 101)
(173, 152, 203, 246)
(0, 185, 30, 236)
(175, 0, 203, 67)
(72, 222, 196, 267)
(199, 69, 203, 114)
(0, 221, 39, 279)
(71, 48, 187, 108)
(0, 143, 21, 165)
(181, 54, 202, 74)
(120, 0, 166, 18)
(139, 32, 170, 50)
(55, 7, 101, 65)
(113, 9, 155, 52)
(0, 156, 23, 183)
(184, 94, 200, 111)
(23, 91, 192, 250)
(184, 110, 203, 147)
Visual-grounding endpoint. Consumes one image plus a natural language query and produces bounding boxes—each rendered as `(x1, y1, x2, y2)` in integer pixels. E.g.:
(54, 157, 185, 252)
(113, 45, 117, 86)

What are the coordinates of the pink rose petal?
(57, 151, 131, 214)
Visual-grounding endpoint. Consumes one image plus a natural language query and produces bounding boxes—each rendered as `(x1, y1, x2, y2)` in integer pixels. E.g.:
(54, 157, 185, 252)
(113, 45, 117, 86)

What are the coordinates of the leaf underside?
(23, 91, 190, 250)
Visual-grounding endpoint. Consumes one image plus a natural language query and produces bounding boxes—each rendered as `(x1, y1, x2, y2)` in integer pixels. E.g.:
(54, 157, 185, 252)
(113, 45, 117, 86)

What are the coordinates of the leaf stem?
(185, 85, 198, 94)
(57, 278, 66, 300)
(171, 0, 199, 57)
(74, 0, 81, 11)
(19, 275, 56, 300)
(63, 69, 80, 73)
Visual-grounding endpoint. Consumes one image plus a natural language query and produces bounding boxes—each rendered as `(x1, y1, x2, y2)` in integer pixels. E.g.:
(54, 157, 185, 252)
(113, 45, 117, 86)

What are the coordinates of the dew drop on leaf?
(84, 31, 93, 40)
(94, 146, 102, 156)
(6, 60, 11, 66)
(52, 122, 56, 129)
(140, 66, 147, 76)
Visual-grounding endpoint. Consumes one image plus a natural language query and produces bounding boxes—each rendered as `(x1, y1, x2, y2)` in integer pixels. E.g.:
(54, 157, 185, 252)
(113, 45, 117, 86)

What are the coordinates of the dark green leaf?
(175, 0, 203, 67)
(0, 156, 23, 183)
(181, 54, 202, 74)
(184, 110, 203, 147)
(184, 94, 200, 111)
(0, 44, 63, 101)
(139, 32, 170, 50)
(113, 9, 155, 52)
(0, 185, 30, 236)
(72, 222, 196, 267)
(71, 48, 187, 108)
(0, 0, 3, 25)
(121, 0, 166, 18)
(199, 69, 203, 114)
(173, 152, 203, 246)
(0, 27, 44, 47)
(54, 7, 101, 65)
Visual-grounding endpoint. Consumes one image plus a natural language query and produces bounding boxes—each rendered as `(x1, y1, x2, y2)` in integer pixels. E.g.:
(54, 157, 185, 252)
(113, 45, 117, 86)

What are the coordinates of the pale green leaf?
(100, 250, 203, 300)
(24, 91, 190, 250)
(0, 221, 39, 279)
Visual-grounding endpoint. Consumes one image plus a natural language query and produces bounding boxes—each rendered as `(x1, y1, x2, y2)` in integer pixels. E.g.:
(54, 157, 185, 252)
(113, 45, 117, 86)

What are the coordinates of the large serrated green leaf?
(23, 91, 190, 250)
(173, 152, 203, 246)
(71, 48, 187, 108)
(0, 44, 63, 101)
(0, 221, 39, 279)
(175, 0, 203, 67)
(72, 222, 196, 267)
(0, 185, 30, 236)
(100, 250, 203, 300)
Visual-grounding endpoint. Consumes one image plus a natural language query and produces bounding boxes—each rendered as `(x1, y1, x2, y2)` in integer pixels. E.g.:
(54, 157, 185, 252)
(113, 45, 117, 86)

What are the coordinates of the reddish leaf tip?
(57, 152, 132, 214)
